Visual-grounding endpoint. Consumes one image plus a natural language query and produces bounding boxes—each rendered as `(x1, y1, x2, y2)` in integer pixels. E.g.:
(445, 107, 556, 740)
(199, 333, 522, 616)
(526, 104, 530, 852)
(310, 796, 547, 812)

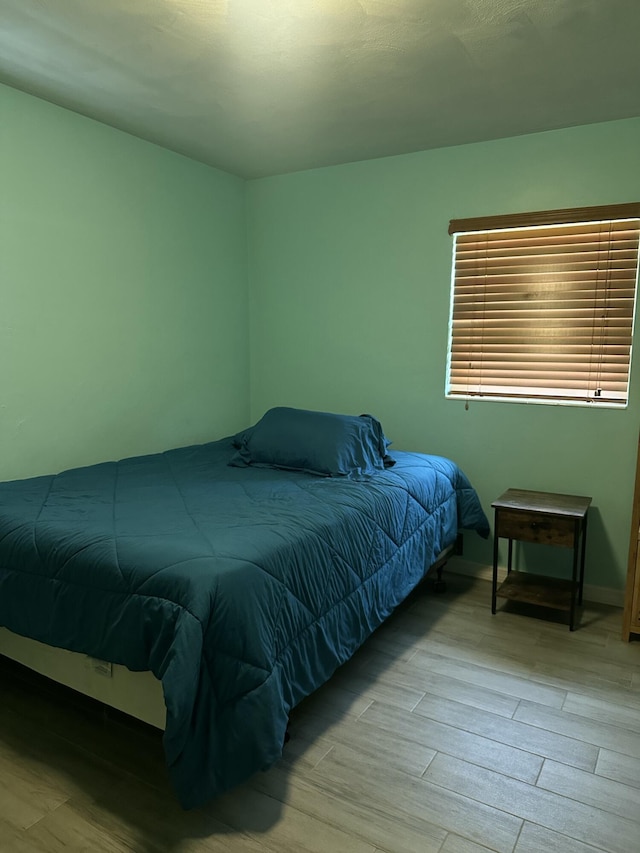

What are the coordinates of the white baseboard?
(445, 556, 624, 608)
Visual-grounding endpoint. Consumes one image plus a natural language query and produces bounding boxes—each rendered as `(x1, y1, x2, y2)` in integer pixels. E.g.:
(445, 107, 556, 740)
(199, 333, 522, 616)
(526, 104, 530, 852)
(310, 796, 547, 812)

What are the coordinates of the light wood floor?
(1, 575, 640, 853)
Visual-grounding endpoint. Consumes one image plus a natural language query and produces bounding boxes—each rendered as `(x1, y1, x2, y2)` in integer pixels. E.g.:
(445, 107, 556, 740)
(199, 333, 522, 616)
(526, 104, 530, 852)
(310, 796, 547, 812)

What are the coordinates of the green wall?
(247, 118, 640, 593)
(3, 81, 639, 595)
(1, 84, 249, 481)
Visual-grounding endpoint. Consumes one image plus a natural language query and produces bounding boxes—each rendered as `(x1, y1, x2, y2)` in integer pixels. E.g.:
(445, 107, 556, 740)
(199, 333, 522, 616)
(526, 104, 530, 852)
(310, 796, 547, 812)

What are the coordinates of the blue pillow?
(229, 407, 394, 478)
(231, 426, 253, 448)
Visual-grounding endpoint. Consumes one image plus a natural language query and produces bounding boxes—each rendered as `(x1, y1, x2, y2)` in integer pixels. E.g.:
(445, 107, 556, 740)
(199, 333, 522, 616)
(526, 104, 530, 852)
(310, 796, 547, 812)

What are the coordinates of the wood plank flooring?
(1, 575, 639, 852)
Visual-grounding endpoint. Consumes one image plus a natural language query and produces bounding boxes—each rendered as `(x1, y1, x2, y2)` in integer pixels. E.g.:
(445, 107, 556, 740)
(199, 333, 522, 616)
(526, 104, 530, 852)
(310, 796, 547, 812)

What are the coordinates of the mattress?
(0, 435, 488, 807)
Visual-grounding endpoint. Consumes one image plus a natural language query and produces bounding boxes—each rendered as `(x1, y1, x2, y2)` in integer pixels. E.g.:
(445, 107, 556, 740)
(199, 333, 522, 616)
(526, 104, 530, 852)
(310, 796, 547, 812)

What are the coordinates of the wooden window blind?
(446, 203, 640, 406)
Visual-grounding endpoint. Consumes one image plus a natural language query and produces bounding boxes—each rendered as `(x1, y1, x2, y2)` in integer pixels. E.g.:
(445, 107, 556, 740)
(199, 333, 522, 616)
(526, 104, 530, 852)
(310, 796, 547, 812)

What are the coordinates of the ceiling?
(2, 0, 640, 179)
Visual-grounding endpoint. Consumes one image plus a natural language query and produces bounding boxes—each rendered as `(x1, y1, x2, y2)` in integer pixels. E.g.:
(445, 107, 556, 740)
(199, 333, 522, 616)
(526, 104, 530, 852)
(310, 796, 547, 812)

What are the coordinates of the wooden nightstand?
(491, 489, 592, 631)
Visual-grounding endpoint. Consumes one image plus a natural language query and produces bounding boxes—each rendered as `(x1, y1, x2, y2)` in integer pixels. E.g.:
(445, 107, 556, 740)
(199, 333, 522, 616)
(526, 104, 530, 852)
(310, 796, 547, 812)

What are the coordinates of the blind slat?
(456, 260, 639, 275)
(452, 271, 637, 287)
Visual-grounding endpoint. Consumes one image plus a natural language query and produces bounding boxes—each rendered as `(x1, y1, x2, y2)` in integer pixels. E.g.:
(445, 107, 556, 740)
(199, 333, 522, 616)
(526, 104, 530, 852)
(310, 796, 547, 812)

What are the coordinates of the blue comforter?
(0, 437, 488, 807)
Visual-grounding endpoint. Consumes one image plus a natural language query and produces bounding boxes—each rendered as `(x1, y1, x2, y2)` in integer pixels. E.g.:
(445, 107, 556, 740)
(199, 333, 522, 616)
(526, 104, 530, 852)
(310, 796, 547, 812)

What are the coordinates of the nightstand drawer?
(496, 509, 575, 547)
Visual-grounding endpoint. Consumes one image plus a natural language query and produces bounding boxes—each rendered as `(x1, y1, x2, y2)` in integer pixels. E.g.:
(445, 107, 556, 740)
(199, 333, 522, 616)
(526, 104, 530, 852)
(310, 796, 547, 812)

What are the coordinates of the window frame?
(445, 203, 640, 409)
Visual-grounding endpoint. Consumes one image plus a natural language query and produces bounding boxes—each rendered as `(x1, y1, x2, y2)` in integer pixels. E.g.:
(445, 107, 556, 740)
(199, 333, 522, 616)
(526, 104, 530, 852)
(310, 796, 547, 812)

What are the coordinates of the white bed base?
(0, 627, 166, 730)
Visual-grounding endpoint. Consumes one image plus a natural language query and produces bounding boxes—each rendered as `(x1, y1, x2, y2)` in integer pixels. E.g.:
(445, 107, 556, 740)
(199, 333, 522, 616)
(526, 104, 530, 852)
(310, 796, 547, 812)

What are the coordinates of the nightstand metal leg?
(578, 514, 588, 606)
(491, 513, 499, 614)
(570, 519, 580, 631)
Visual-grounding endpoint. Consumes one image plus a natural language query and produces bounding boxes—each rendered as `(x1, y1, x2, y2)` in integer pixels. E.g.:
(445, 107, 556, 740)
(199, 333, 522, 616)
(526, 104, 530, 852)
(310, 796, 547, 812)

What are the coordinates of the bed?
(0, 408, 489, 808)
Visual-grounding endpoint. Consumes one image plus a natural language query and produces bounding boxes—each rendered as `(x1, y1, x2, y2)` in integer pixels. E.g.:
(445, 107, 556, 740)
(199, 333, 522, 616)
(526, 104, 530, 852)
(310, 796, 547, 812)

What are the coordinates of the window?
(446, 203, 640, 407)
